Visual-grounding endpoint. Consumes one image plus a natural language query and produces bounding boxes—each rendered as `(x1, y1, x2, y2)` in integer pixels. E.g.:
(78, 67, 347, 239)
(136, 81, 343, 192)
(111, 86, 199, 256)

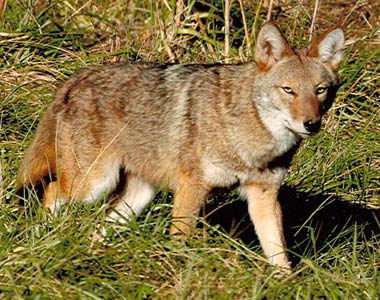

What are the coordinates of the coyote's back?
(17, 22, 344, 273)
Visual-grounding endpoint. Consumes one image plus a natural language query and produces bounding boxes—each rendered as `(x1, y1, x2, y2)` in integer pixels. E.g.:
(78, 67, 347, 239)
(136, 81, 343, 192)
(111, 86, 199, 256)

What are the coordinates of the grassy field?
(1, 0, 379, 299)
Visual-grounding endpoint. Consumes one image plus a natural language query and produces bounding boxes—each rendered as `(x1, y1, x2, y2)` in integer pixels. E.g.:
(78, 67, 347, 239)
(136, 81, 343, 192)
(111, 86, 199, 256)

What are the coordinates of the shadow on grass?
(204, 185, 380, 263)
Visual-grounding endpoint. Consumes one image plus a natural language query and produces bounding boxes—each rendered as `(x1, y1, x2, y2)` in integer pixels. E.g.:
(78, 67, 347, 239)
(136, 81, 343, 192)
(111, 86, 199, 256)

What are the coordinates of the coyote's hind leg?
(105, 174, 156, 224)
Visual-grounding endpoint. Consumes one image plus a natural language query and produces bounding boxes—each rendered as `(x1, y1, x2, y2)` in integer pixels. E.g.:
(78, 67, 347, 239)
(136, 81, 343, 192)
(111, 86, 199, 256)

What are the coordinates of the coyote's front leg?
(170, 174, 211, 235)
(244, 182, 290, 271)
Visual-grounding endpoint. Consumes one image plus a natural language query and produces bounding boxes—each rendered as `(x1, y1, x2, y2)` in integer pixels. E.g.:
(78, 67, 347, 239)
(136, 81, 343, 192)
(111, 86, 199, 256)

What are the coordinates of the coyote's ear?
(254, 21, 294, 70)
(308, 26, 345, 71)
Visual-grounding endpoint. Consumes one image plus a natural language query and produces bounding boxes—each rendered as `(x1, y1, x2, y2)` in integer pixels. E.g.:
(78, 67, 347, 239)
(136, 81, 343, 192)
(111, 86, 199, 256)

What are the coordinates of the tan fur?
(16, 22, 344, 272)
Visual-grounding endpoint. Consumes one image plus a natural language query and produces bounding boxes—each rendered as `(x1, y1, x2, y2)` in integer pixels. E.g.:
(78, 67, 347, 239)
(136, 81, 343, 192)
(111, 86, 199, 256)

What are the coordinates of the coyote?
(17, 22, 344, 271)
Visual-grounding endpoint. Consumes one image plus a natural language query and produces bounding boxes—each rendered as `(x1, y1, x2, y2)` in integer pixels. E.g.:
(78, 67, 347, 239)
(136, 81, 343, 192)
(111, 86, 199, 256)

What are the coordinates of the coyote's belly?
(201, 155, 288, 188)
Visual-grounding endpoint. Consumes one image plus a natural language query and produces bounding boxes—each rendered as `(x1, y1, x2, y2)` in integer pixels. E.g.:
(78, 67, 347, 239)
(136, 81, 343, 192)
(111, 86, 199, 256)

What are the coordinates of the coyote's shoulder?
(17, 22, 345, 272)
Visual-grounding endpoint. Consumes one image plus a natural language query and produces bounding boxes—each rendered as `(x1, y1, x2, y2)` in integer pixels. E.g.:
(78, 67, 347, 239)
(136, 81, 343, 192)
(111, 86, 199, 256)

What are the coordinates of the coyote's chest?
(201, 144, 293, 188)
(201, 121, 299, 188)
(201, 156, 288, 187)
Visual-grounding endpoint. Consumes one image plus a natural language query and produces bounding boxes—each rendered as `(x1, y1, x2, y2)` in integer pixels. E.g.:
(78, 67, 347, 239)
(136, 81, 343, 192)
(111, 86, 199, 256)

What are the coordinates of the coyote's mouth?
(284, 121, 314, 139)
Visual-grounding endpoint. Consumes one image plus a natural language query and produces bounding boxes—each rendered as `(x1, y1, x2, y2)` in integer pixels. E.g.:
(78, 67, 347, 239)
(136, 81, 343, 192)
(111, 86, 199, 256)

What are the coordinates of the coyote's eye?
(282, 86, 294, 95)
(316, 87, 327, 95)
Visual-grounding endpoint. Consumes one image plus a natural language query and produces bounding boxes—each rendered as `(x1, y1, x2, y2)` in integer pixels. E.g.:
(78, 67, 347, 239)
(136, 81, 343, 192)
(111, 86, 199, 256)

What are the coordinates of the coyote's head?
(254, 22, 344, 138)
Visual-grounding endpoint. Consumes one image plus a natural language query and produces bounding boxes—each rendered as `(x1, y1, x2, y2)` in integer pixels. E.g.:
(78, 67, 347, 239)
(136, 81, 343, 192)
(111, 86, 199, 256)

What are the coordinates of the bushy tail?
(15, 107, 57, 200)
(15, 67, 92, 201)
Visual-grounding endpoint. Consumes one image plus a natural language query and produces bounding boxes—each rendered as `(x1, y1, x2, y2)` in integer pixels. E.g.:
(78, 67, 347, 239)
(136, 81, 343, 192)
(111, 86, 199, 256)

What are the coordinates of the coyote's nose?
(304, 119, 321, 134)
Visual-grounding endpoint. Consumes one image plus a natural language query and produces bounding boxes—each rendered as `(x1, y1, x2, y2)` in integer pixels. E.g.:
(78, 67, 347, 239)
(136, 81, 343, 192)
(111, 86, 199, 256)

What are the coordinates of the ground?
(0, 1, 379, 299)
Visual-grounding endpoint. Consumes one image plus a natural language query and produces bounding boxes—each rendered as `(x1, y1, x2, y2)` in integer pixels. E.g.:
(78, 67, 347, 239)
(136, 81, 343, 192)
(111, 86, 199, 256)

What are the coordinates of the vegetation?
(0, 0, 379, 299)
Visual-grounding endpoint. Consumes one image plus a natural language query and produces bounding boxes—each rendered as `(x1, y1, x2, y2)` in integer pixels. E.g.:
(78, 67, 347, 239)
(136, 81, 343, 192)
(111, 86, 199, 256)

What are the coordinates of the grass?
(0, 0, 379, 299)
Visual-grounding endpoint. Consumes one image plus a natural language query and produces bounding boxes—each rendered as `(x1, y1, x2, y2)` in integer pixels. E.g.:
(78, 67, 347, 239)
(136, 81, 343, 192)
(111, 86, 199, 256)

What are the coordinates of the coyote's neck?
(254, 93, 301, 157)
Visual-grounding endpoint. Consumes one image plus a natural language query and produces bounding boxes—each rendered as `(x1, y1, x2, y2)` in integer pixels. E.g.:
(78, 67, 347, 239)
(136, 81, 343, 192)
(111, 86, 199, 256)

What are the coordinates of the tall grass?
(0, 1, 379, 299)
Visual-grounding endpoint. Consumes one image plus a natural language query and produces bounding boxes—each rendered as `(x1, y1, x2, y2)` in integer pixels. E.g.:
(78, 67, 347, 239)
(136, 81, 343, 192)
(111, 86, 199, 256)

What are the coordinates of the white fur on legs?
(94, 175, 155, 243)
(106, 175, 156, 224)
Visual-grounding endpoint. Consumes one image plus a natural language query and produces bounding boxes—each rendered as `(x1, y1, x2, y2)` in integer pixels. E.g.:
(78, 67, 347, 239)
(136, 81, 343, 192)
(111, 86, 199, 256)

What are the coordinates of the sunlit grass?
(0, 0, 379, 299)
